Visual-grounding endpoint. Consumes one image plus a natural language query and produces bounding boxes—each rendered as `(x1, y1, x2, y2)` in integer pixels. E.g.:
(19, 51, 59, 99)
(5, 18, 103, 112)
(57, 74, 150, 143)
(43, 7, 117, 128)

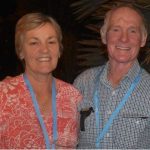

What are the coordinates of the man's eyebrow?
(47, 36, 58, 39)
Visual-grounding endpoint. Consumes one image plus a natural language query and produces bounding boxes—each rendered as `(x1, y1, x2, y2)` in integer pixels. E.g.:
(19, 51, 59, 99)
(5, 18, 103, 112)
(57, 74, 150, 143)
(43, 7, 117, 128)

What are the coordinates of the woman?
(0, 12, 82, 149)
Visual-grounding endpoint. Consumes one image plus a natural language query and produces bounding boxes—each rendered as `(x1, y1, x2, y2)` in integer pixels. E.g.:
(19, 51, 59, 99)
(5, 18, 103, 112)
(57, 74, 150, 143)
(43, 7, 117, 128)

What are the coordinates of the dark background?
(0, 0, 85, 83)
(0, 0, 149, 83)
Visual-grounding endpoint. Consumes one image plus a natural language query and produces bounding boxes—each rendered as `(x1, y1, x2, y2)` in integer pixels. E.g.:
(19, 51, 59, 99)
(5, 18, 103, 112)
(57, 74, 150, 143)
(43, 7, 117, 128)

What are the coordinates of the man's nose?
(120, 31, 128, 42)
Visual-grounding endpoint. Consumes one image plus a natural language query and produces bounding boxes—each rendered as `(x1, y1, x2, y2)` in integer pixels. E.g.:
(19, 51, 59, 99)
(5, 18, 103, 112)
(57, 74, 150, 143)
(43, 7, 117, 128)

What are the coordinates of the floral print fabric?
(0, 74, 82, 149)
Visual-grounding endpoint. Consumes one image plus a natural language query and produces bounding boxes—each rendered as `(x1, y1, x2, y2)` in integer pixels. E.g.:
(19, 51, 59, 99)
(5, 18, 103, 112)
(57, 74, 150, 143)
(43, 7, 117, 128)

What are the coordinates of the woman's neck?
(25, 71, 53, 116)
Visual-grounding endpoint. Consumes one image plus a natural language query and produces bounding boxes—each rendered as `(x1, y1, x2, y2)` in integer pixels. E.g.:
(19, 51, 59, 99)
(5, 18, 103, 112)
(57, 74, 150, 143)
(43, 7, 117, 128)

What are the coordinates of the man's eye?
(130, 30, 136, 33)
(112, 28, 119, 32)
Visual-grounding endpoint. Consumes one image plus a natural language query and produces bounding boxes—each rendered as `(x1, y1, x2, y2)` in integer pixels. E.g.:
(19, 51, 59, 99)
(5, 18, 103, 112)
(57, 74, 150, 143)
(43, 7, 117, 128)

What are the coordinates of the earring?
(20, 54, 24, 60)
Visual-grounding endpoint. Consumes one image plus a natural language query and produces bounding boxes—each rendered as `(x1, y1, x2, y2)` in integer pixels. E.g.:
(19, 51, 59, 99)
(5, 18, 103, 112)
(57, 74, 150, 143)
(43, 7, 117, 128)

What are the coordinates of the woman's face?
(20, 23, 60, 76)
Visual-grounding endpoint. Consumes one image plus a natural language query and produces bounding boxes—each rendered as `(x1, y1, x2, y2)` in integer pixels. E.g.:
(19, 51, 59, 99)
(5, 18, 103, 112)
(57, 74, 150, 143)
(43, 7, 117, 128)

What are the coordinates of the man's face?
(106, 7, 147, 65)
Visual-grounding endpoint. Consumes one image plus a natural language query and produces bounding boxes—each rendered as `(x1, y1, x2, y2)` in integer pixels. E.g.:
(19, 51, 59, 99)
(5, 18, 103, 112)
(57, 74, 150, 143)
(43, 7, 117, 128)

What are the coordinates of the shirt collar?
(100, 60, 141, 86)
(125, 60, 141, 82)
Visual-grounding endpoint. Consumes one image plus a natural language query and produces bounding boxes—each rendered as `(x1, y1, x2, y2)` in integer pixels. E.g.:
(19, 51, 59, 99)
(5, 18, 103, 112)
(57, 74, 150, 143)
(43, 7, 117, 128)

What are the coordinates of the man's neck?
(107, 61, 134, 87)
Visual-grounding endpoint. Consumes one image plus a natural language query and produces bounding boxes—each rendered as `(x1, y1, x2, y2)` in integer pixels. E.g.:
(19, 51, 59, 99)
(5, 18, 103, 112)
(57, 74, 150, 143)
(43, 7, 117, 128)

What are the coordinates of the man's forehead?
(108, 7, 143, 25)
(110, 7, 142, 20)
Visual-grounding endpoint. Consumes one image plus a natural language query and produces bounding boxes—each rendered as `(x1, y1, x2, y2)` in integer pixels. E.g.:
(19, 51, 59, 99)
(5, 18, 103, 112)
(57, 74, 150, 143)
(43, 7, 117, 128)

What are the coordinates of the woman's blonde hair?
(15, 12, 63, 59)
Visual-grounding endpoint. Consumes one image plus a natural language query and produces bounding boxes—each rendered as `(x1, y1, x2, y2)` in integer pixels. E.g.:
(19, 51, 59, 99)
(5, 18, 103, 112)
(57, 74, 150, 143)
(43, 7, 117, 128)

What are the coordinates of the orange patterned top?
(0, 74, 82, 149)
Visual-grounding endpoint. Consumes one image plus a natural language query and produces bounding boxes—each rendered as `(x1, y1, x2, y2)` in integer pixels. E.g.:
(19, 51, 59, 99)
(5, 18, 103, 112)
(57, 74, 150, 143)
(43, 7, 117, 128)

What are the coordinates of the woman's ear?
(19, 52, 24, 60)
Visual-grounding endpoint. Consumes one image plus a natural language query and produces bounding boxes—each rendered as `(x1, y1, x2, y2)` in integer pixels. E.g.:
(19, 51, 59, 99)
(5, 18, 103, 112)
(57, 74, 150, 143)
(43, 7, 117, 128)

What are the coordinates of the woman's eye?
(48, 40, 57, 44)
(49, 41, 55, 44)
(29, 42, 38, 45)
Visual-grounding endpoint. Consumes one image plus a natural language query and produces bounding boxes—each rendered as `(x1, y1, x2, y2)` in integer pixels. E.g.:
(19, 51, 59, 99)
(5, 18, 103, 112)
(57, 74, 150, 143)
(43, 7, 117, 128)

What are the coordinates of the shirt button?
(107, 110, 112, 115)
(112, 91, 115, 96)
(136, 120, 140, 124)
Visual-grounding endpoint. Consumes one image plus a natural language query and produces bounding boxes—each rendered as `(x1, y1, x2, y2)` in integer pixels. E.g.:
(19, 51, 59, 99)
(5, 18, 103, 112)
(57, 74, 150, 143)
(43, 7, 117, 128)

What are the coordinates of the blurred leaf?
(71, 0, 150, 74)
(77, 40, 101, 47)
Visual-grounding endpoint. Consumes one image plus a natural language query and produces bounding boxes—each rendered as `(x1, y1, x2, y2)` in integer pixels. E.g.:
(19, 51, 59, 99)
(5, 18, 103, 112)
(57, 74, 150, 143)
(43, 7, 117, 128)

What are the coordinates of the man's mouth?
(116, 46, 130, 51)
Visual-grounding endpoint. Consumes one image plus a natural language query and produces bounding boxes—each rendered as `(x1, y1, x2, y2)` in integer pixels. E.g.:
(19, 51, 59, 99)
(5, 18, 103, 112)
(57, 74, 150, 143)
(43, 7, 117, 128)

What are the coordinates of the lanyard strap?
(93, 67, 105, 129)
(52, 78, 57, 149)
(94, 90, 100, 128)
(23, 74, 57, 149)
(94, 69, 142, 148)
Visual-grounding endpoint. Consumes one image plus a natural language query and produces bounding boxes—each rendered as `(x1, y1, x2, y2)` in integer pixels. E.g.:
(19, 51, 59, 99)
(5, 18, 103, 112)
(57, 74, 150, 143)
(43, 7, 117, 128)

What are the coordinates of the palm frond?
(71, 0, 150, 74)
(71, 0, 109, 20)
(77, 40, 101, 47)
(142, 47, 150, 64)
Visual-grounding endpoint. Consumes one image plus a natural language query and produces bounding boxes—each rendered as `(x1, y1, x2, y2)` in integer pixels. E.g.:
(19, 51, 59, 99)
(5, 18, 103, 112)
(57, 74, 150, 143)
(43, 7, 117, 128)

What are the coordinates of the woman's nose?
(40, 43, 49, 53)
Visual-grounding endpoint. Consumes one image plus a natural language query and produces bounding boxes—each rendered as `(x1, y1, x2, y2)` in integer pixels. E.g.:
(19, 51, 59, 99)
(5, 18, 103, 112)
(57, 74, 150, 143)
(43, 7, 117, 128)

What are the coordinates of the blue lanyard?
(94, 69, 142, 148)
(23, 74, 57, 149)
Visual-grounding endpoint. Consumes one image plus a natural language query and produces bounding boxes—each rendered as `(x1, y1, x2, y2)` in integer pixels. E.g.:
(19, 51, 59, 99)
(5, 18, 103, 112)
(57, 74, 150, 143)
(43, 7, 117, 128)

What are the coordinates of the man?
(73, 4, 150, 149)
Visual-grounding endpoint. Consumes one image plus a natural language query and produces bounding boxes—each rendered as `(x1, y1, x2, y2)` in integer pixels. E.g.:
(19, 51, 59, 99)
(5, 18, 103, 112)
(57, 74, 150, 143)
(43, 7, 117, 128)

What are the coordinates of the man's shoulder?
(141, 69, 150, 86)
(74, 65, 103, 81)
(141, 69, 150, 81)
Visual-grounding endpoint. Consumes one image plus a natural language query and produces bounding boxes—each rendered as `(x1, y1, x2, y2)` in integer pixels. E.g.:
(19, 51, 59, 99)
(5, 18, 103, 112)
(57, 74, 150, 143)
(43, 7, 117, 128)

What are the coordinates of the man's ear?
(58, 51, 61, 58)
(100, 28, 107, 45)
(140, 34, 147, 47)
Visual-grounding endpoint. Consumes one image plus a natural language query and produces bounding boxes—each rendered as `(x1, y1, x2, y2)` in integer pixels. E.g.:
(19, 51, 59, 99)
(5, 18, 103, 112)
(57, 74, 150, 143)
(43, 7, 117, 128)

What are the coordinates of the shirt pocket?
(114, 113, 149, 148)
(79, 108, 98, 146)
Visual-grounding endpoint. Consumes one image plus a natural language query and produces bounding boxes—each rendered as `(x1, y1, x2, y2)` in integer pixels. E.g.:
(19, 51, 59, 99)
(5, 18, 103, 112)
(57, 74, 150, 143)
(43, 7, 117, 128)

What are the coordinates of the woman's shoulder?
(56, 78, 80, 93)
(0, 74, 24, 91)
(55, 78, 82, 102)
